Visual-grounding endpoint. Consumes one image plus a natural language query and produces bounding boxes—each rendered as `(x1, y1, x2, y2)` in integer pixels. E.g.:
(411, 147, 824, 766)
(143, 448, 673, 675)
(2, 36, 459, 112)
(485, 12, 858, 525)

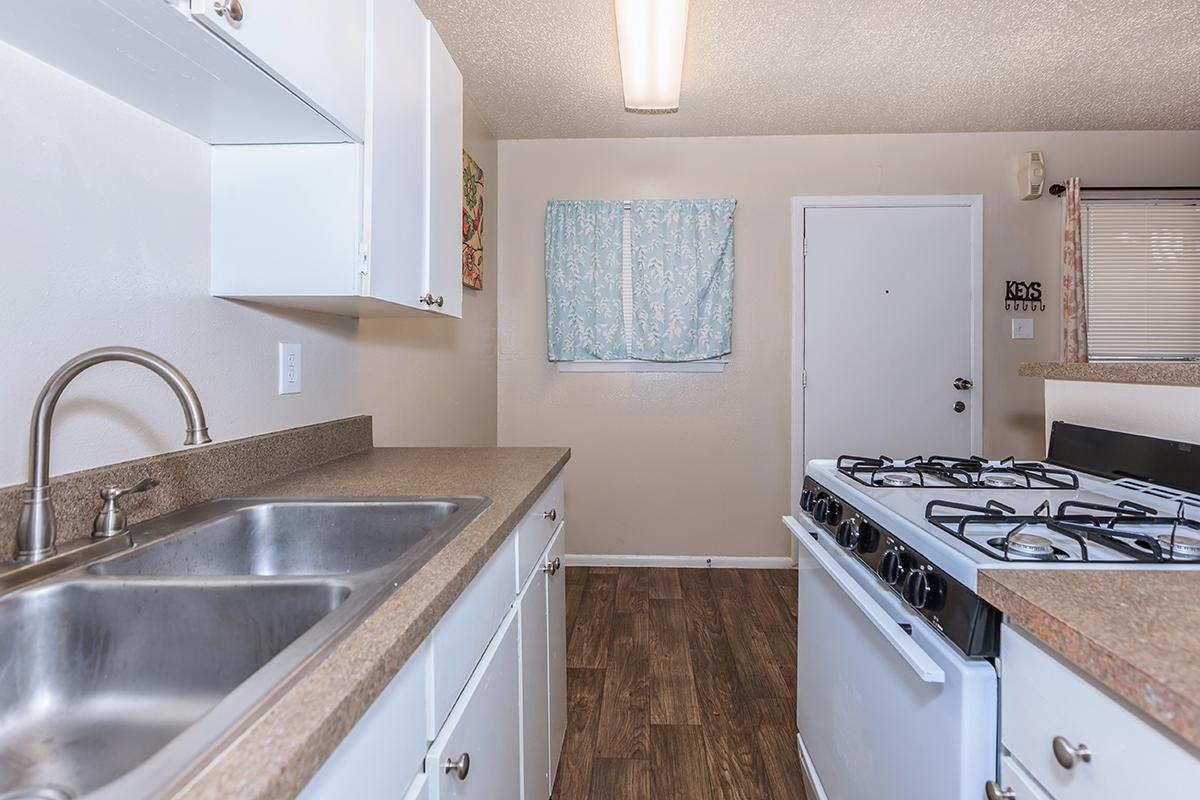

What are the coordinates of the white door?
(801, 202, 980, 462)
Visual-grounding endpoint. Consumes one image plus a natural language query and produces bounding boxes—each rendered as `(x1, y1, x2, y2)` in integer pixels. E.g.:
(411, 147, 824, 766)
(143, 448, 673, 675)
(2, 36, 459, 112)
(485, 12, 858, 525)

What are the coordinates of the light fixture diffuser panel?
(615, 0, 690, 113)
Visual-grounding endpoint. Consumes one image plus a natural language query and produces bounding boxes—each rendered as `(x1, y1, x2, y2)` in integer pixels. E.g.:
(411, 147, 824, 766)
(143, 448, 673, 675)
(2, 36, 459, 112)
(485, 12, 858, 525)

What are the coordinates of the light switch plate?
(278, 342, 302, 394)
(1011, 318, 1034, 340)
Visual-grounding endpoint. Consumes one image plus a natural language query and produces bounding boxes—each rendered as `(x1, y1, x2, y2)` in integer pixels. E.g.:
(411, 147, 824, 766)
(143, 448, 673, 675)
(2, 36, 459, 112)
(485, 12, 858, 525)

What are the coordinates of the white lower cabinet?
(301, 473, 567, 799)
(518, 523, 568, 799)
(298, 641, 429, 798)
(1000, 623, 1200, 800)
(428, 609, 521, 800)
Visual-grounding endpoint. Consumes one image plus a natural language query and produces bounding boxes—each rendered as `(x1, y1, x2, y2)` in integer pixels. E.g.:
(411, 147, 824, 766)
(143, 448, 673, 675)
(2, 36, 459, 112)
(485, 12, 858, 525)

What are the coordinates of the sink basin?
(0, 495, 489, 799)
(0, 579, 348, 797)
(91, 499, 467, 577)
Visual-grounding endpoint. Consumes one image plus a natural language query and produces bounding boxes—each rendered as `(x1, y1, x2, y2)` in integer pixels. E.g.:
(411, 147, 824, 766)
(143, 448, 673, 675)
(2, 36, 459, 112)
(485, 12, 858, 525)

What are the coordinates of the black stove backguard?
(1047, 421, 1200, 495)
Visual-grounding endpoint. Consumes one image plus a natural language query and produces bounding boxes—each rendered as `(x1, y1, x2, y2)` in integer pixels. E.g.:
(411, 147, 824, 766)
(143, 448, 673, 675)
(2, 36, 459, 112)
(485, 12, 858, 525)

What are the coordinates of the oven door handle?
(784, 516, 946, 684)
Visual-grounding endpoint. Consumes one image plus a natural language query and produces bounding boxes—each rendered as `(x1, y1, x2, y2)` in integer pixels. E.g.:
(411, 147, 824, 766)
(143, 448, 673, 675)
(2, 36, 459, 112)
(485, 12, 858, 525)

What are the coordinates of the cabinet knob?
(543, 556, 561, 575)
(434, 295, 444, 307)
(984, 781, 1016, 800)
(444, 752, 470, 780)
(543, 508, 557, 522)
(213, 0, 244, 22)
(1052, 736, 1092, 769)
(419, 293, 433, 306)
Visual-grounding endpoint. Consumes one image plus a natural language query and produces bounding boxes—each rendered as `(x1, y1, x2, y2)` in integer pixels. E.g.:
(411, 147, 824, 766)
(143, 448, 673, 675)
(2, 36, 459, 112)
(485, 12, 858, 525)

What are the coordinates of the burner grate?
(925, 497, 1200, 563)
(837, 454, 1080, 490)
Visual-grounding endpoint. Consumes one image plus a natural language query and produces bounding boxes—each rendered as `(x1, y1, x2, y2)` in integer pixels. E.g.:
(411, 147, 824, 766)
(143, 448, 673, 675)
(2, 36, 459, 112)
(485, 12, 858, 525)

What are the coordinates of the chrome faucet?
(15, 347, 211, 563)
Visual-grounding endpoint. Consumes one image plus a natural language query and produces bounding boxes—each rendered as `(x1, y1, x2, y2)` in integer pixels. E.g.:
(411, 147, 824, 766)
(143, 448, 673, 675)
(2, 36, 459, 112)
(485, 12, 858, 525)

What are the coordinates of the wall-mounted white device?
(278, 342, 302, 395)
(1018, 151, 1046, 200)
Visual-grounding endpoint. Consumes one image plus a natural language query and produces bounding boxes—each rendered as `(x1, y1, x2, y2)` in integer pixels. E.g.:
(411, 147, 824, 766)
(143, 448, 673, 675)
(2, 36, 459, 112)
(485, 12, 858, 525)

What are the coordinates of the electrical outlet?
(1011, 319, 1034, 340)
(278, 342, 302, 394)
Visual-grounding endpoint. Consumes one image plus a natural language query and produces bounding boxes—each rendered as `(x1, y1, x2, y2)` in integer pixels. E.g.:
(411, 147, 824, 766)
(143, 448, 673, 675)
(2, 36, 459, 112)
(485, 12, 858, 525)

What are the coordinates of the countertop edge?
(174, 446, 571, 800)
(1019, 361, 1200, 387)
(978, 571, 1199, 752)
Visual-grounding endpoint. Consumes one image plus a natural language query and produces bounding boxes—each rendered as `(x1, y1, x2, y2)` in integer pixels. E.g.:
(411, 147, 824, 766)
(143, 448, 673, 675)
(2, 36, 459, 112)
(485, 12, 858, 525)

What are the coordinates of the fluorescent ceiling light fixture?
(614, 0, 690, 113)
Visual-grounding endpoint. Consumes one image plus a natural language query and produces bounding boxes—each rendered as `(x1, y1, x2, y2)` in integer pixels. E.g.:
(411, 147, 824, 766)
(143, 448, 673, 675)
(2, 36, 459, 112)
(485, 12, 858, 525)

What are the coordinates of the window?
(1083, 201, 1200, 361)
(545, 198, 736, 372)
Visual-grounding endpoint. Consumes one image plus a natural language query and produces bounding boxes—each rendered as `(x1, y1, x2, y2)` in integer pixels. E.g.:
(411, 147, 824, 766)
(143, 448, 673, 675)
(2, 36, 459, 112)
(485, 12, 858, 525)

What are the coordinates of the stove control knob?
(813, 497, 828, 523)
(800, 489, 815, 512)
(903, 570, 946, 611)
(825, 500, 843, 525)
(835, 519, 858, 549)
(879, 549, 905, 585)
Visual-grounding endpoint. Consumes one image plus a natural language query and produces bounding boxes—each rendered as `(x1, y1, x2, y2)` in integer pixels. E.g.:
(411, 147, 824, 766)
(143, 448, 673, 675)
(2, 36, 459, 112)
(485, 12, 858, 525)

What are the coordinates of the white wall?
(1043, 381, 1200, 445)
(0, 42, 497, 487)
(497, 131, 1200, 558)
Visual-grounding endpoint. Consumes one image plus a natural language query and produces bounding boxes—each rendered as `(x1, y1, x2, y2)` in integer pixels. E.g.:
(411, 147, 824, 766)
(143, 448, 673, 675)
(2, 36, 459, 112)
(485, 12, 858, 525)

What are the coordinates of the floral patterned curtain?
(629, 199, 737, 361)
(545, 200, 626, 361)
(1061, 177, 1088, 362)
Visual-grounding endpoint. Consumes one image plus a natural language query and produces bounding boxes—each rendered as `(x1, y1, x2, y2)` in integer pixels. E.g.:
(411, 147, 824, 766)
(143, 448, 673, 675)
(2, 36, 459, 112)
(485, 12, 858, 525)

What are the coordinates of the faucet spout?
(16, 346, 211, 563)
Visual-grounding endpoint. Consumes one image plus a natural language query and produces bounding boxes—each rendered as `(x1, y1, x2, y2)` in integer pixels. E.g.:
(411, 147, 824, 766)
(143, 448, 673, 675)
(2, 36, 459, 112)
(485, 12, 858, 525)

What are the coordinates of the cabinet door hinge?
(802, 237, 808, 258)
(801, 369, 808, 389)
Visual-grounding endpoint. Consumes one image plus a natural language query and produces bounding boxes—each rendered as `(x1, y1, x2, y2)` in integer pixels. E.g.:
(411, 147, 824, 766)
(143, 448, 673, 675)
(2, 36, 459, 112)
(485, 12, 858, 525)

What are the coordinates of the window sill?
(556, 358, 729, 373)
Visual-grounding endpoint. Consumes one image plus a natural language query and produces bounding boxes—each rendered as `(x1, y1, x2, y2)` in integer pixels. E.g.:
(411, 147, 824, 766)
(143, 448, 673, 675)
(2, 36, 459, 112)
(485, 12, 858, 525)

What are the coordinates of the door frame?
(789, 195, 984, 517)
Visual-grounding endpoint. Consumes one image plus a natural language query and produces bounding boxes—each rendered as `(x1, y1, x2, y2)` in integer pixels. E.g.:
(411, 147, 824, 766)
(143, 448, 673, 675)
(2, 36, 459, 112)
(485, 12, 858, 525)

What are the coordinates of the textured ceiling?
(414, 0, 1200, 139)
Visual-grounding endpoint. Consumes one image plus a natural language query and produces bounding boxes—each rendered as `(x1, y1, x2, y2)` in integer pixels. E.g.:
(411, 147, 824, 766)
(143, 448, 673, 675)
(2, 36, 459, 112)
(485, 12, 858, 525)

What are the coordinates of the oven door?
(784, 515, 997, 800)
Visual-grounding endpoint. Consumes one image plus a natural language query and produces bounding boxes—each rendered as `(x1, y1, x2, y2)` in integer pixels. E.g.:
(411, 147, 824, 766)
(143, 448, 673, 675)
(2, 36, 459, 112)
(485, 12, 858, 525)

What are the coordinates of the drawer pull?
(543, 556, 561, 575)
(543, 508, 557, 522)
(444, 752, 470, 780)
(1052, 736, 1092, 769)
(984, 781, 1016, 800)
(213, 0, 243, 21)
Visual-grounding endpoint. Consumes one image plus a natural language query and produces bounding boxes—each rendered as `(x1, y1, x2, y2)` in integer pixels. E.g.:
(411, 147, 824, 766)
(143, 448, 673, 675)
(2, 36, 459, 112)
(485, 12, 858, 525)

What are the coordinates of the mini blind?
(1083, 202, 1200, 361)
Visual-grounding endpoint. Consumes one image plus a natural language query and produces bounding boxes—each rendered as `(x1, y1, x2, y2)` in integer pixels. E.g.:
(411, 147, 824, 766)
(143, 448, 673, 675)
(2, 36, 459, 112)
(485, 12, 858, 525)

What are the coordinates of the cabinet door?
(546, 525, 568, 785)
(425, 22, 464, 319)
(520, 562, 550, 799)
(363, 0, 427, 309)
(298, 641, 428, 798)
(190, 0, 366, 140)
(428, 610, 521, 800)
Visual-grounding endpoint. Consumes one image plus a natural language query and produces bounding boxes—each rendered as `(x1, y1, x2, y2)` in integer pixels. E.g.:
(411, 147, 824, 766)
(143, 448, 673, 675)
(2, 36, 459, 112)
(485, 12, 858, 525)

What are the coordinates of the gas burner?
(1158, 533, 1200, 560)
(882, 473, 916, 487)
(981, 474, 1019, 489)
(987, 532, 1057, 560)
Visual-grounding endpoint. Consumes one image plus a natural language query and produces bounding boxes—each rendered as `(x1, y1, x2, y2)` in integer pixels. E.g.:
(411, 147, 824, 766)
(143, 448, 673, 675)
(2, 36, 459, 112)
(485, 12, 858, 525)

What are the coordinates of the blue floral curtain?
(545, 201, 626, 361)
(629, 199, 737, 361)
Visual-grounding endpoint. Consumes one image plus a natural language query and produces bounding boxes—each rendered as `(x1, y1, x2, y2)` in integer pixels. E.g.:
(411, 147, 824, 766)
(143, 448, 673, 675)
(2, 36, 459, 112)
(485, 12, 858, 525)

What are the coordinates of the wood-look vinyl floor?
(552, 567, 807, 800)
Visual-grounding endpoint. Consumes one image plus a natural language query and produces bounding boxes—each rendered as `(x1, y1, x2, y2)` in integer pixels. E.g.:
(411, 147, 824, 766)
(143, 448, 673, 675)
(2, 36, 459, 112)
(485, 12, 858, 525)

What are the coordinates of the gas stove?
(795, 422, 1200, 658)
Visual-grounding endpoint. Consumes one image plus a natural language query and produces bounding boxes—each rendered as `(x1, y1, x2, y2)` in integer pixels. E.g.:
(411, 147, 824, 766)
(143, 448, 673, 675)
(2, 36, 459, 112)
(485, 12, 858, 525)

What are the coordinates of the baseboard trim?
(562, 554, 796, 569)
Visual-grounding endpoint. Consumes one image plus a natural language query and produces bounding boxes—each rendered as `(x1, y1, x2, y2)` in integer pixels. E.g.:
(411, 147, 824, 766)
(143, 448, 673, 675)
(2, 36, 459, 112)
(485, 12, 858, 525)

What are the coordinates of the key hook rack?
(1005, 280, 1045, 312)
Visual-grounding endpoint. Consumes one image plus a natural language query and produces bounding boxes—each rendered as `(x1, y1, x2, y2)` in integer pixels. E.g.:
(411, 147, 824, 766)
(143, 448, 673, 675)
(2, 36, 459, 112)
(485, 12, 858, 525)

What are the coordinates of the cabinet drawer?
(998, 755, 1051, 800)
(299, 641, 427, 797)
(516, 474, 565, 588)
(1001, 624, 1200, 800)
(428, 609, 521, 800)
(429, 533, 517, 738)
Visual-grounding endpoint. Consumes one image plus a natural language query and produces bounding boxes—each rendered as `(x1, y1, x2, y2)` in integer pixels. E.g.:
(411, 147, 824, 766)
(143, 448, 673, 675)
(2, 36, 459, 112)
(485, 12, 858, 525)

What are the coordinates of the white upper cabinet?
(189, 0, 366, 141)
(0, 0, 351, 144)
(208, 3, 465, 318)
(425, 23, 465, 319)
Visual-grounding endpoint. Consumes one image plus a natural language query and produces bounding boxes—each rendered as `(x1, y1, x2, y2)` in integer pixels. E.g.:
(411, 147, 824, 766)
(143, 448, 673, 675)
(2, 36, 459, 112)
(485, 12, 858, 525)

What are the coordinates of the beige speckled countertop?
(979, 569, 1200, 751)
(173, 446, 570, 800)
(1020, 360, 1200, 386)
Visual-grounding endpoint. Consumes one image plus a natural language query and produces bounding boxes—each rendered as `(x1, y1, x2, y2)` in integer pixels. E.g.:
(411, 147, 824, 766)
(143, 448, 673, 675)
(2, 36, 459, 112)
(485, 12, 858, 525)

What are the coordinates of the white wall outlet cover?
(278, 342, 302, 394)
(1011, 319, 1035, 340)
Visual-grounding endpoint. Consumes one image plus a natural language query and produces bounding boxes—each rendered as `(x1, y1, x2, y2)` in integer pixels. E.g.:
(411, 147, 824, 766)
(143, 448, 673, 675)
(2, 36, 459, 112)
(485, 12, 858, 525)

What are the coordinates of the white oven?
(784, 515, 997, 800)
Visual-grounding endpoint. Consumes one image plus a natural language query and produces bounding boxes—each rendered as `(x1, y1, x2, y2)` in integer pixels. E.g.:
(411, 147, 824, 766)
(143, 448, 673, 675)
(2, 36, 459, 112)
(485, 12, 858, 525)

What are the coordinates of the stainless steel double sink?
(0, 496, 489, 800)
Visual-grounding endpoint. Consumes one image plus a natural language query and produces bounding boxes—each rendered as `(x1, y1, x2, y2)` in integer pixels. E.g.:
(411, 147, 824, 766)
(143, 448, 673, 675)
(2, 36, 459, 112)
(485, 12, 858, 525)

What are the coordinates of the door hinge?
(802, 238, 808, 258)
(801, 369, 808, 389)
